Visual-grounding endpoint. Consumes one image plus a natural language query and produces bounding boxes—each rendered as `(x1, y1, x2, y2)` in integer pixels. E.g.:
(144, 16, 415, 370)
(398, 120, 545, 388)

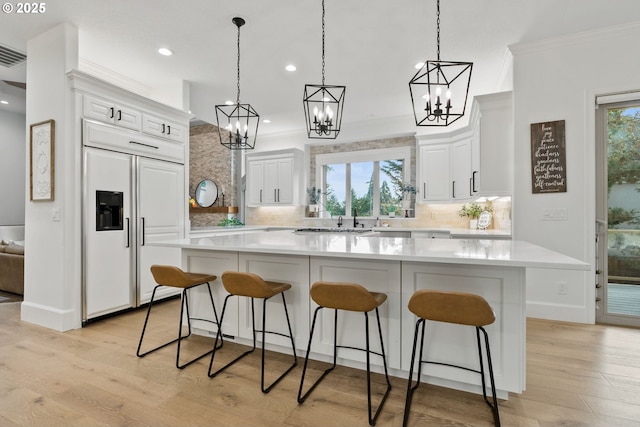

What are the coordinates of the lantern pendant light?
(216, 17, 260, 149)
(303, 0, 346, 139)
(409, 0, 472, 127)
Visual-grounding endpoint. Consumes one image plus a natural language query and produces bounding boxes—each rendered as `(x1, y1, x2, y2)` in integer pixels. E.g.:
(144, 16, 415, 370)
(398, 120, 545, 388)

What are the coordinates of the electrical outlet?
(557, 281, 568, 295)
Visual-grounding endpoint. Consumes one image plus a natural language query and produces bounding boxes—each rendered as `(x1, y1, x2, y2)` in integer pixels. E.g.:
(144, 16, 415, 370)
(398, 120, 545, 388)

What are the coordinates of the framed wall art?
(530, 119, 567, 194)
(30, 119, 55, 201)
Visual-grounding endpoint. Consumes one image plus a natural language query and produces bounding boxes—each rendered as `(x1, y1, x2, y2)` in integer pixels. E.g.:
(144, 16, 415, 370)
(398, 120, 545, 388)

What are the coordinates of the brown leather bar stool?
(298, 281, 392, 426)
(137, 265, 223, 369)
(403, 289, 500, 427)
(208, 271, 297, 394)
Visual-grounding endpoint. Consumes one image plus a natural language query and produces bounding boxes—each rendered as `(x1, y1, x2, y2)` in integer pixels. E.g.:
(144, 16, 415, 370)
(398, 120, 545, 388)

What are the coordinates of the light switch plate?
(542, 208, 567, 221)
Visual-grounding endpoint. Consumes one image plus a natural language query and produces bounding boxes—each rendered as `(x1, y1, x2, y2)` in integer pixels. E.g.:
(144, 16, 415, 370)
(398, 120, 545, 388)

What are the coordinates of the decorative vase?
(470, 219, 478, 229)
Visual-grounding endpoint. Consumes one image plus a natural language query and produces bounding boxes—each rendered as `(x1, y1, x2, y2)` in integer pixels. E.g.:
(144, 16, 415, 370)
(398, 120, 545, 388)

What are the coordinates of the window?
(316, 147, 411, 217)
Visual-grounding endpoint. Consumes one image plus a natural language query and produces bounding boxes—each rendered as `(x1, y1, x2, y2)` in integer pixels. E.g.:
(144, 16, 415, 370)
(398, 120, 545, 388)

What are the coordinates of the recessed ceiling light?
(158, 47, 173, 56)
(285, 64, 296, 72)
(414, 62, 424, 69)
(225, 100, 234, 105)
(263, 119, 271, 124)
(0, 100, 8, 105)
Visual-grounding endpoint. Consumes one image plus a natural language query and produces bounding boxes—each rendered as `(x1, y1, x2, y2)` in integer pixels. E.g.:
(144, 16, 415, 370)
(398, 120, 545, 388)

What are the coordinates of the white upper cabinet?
(474, 92, 513, 196)
(246, 149, 303, 206)
(142, 113, 186, 143)
(83, 94, 142, 131)
(418, 128, 477, 202)
(417, 91, 512, 202)
(419, 143, 451, 201)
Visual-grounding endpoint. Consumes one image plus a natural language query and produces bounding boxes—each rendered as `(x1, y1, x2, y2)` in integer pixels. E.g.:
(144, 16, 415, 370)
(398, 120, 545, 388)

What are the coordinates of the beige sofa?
(0, 226, 25, 295)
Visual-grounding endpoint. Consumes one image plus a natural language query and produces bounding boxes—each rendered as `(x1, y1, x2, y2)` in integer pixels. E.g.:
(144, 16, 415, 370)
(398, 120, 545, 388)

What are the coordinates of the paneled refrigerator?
(83, 143, 185, 322)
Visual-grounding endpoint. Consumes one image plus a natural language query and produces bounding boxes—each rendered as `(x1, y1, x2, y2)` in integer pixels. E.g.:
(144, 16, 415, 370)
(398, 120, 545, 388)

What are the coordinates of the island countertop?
(153, 229, 588, 270)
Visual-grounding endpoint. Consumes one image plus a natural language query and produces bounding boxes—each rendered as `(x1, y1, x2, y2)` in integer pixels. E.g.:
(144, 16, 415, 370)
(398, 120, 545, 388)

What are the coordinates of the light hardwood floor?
(1, 299, 640, 427)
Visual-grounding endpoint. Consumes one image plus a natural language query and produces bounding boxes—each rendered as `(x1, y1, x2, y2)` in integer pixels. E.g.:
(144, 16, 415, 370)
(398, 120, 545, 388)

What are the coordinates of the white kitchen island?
(151, 229, 588, 399)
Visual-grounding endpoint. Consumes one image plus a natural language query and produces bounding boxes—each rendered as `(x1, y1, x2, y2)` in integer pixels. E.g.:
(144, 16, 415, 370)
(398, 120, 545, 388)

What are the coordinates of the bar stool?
(137, 265, 223, 369)
(403, 289, 500, 427)
(207, 271, 297, 394)
(298, 281, 392, 426)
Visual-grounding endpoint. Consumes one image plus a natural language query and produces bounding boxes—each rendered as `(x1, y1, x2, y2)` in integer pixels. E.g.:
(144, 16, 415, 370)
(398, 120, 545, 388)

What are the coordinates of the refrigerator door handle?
(125, 217, 130, 248)
(140, 217, 145, 246)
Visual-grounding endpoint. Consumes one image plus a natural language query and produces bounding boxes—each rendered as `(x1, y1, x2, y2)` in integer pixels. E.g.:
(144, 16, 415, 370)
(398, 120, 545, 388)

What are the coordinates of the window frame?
(316, 147, 411, 218)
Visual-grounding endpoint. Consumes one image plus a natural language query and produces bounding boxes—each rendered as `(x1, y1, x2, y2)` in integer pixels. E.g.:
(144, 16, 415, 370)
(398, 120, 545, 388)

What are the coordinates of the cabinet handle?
(472, 170, 478, 193)
(469, 178, 473, 196)
(117, 110, 122, 121)
(129, 140, 159, 150)
(423, 182, 426, 196)
(452, 181, 456, 198)
(162, 123, 165, 134)
(167, 125, 171, 135)
(125, 218, 130, 248)
(260, 189, 263, 203)
(140, 217, 145, 246)
(278, 189, 280, 202)
(110, 107, 115, 119)
(274, 189, 277, 202)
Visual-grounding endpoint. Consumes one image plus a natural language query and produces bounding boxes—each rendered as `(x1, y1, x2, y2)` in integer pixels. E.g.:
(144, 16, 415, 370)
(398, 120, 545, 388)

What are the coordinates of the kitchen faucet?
(337, 216, 343, 227)
(353, 208, 359, 228)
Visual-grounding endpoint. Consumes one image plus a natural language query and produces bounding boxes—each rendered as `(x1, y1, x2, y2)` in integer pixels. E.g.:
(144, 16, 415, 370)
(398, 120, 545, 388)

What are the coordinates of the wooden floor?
(1, 300, 640, 427)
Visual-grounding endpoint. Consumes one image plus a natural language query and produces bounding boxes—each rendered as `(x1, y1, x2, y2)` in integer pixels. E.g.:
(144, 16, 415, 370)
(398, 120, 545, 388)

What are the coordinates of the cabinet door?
(83, 94, 141, 131)
(137, 157, 185, 304)
(263, 159, 279, 204)
(420, 144, 451, 201)
(451, 139, 473, 200)
(84, 148, 134, 320)
(142, 113, 186, 142)
(275, 158, 293, 203)
(247, 160, 265, 204)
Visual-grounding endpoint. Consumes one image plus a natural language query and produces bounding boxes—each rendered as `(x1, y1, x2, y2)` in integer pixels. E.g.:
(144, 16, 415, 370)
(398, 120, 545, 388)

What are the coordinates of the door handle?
(141, 217, 145, 246)
(125, 218, 130, 248)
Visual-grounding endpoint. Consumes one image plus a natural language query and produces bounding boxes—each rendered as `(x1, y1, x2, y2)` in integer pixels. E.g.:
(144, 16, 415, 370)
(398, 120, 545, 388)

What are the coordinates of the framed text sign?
(29, 119, 55, 201)
(530, 120, 566, 194)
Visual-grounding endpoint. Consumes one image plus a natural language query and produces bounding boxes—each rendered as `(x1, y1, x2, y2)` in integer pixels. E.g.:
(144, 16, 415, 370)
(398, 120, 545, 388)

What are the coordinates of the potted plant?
(400, 182, 418, 213)
(457, 202, 492, 229)
(306, 187, 323, 216)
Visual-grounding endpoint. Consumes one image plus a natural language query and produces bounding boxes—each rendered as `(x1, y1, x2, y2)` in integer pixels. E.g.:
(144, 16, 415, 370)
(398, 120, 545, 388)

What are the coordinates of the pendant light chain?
(236, 22, 241, 105)
(436, 0, 440, 61)
(321, 0, 326, 86)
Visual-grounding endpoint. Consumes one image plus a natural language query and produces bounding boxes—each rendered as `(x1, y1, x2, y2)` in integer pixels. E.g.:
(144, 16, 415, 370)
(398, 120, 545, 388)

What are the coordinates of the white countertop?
(158, 230, 587, 270)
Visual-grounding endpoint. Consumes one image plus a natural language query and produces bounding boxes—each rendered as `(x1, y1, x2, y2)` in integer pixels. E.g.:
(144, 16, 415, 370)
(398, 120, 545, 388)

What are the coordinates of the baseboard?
(527, 301, 593, 324)
(20, 300, 81, 331)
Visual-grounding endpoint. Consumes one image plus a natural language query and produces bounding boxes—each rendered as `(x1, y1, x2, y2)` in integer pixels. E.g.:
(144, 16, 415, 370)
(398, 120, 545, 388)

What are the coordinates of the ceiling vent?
(0, 44, 27, 68)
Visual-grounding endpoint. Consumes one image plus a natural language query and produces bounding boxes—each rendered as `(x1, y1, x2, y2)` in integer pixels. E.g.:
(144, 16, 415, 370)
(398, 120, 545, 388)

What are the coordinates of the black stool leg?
(137, 285, 183, 357)
(261, 292, 298, 393)
(477, 326, 501, 427)
(175, 285, 222, 369)
(403, 318, 426, 427)
(366, 308, 392, 426)
(208, 294, 256, 378)
(298, 306, 337, 403)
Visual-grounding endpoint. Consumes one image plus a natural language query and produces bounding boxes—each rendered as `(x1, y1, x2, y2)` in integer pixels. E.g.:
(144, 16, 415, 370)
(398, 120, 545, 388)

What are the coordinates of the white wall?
(511, 22, 640, 323)
(21, 23, 82, 331)
(0, 110, 26, 225)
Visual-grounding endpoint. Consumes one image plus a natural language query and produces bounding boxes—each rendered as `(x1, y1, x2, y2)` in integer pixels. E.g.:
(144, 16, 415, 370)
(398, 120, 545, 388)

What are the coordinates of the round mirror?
(195, 179, 218, 207)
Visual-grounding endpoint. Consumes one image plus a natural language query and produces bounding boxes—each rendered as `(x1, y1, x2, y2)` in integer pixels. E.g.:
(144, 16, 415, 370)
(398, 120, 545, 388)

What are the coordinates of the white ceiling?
(2, 0, 640, 134)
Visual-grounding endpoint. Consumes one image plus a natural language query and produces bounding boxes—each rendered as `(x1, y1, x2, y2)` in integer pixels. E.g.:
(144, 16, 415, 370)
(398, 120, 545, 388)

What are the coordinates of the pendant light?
(303, 0, 346, 139)
(216, 17, 259, 150)
(409, 0, 472, 127)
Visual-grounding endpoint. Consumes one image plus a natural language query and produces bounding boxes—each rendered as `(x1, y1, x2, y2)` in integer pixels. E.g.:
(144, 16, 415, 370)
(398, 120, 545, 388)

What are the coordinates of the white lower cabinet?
(309, 257, 402, 370)
(238, 253, 310, 351)
(401, 261, 525, 396)
(182, 250, 240, 337)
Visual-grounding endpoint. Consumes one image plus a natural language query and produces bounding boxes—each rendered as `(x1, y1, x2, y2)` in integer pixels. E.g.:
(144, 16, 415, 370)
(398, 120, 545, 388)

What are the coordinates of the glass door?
(596, 100, 640, 326)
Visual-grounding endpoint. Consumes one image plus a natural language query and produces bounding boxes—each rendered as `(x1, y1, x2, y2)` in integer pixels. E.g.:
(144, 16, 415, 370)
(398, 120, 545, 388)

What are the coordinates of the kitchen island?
(151, 230, 588, 398)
